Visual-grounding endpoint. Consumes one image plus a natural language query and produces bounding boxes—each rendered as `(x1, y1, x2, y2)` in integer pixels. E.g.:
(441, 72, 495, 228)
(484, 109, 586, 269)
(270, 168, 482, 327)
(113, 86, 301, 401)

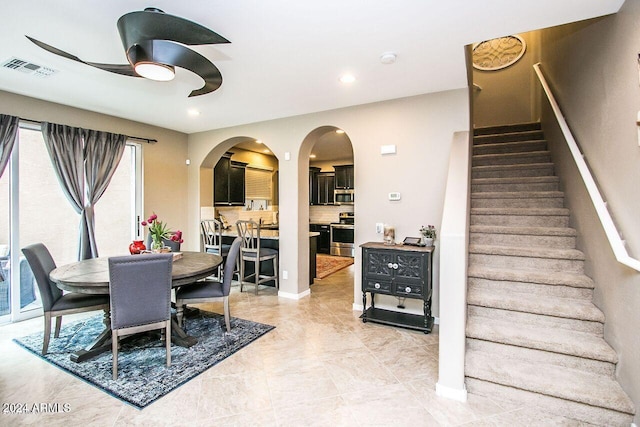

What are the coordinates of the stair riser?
(471, 197, 564, 209)
(474, 123, 541, 136)
(468, 277, 592, 300)
(465, 378, 633, 426)
(472, 182, 559, 192)
(471, 214, 569, 228)
(469, 232, 575, 248)
(472, 165, 554, 179)
(467, 305, 604, 335)
(473, 131, 545, 144)
(469, 253, 584, 273)
(473, 153, 551, 167)
(466, 338, 615, 377)
(473, 141, 547, 155)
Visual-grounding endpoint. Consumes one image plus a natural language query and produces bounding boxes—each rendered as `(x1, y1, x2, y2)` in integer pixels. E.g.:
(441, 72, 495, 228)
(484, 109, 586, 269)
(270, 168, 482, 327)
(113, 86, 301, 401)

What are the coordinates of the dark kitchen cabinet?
(310, 223, 331, 254)
(360, 242, 434, 333)
(334, 165, 354, 189)
(309, 168, 334, 205)
(214, 152, 247, 206)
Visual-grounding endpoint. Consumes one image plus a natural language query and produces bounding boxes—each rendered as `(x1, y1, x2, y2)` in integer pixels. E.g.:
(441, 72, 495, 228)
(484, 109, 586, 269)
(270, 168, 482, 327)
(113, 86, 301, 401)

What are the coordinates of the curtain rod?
(17, 117, 158, 144)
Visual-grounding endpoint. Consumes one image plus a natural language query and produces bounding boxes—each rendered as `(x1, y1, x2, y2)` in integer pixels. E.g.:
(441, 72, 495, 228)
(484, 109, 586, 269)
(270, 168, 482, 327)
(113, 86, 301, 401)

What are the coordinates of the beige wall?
(0, 90, 190, 245)
(472, 32, 541, 128)
(188, 89, 470, 314)
(538, 2, 640, 421)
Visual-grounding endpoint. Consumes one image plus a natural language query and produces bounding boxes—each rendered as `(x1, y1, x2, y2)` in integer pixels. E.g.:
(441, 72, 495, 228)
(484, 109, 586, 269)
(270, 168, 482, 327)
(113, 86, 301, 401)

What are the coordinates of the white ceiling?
(0, 1, 623, 134)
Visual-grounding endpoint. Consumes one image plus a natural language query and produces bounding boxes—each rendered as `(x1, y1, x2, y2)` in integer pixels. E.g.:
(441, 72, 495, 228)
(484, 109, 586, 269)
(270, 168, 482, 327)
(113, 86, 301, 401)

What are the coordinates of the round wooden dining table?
(50, 251, 223, 362)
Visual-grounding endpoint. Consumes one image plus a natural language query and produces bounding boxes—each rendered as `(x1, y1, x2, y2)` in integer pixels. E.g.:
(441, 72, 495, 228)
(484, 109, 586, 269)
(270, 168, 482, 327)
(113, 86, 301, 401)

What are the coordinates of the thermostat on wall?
(388, 192, 401, 201)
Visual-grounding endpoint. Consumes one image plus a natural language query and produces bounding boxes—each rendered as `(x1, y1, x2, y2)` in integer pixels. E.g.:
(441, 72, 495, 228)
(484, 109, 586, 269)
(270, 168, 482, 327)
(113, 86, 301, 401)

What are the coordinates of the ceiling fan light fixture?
(134, 61, 175, 81)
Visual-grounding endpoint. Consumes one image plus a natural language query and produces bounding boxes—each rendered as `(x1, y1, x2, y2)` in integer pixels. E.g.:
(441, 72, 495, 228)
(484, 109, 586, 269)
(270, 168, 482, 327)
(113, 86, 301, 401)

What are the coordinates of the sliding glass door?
(0, 124, 142, 324)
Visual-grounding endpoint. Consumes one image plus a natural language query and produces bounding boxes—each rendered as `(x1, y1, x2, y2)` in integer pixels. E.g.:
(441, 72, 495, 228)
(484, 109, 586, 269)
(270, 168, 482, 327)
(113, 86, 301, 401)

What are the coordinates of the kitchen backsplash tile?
(309, 205, 353, 224)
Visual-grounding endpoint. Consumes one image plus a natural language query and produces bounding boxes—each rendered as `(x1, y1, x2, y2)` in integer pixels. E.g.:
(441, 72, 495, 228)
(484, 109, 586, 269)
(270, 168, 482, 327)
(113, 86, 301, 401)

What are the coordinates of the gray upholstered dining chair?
(108, 253, 173, 380)
(21, 243, 110, 355)
(176, 237, 241, 332)
(200, 219, 231, 280)
(236, 220, 279, 294)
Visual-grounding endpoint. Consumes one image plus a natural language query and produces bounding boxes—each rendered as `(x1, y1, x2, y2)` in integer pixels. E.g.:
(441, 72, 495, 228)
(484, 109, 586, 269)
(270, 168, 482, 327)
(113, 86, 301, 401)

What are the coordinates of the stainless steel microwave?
(334, 189, 354, 205)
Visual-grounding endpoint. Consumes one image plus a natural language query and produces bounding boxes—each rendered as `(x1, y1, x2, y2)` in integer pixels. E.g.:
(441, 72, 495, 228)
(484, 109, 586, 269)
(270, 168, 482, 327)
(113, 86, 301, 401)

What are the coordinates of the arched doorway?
(300, 126, 355, 291)
(199, 136, 279, 242)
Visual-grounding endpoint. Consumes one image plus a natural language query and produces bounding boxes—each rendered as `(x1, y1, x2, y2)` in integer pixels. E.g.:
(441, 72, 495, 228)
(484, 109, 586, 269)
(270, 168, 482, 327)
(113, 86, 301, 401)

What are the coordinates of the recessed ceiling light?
(340, 74, 356, 84)
(335, 129, 345, 134)
(309, 154, 317, 159)
(380, 52, 397, 64)
(187, 109, 200, 116)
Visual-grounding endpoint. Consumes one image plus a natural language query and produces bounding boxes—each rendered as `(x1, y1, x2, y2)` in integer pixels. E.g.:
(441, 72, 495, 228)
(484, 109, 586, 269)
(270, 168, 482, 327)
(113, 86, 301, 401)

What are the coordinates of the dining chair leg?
(42, 312, 52, 355)
(165, 322, 171, 367)
(239, 257, 245, 293)
(112, 332, 119, 380)
(223, 296, 231, 332)
(54, 316, 62, 338)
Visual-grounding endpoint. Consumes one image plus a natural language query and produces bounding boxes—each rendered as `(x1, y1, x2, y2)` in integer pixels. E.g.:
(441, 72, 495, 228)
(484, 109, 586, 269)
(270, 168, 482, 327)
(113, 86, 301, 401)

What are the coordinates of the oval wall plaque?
(472, 35, 526, 71)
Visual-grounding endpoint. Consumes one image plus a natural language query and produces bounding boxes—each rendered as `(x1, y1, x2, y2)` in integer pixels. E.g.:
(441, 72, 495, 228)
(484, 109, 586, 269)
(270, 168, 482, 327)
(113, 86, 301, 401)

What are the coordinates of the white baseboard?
(278, 289, 311, 300)
(436, 382, 467, 402)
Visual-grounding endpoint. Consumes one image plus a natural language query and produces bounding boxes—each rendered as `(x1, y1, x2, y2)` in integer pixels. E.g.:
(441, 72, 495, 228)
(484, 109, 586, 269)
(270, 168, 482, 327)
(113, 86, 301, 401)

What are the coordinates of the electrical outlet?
(376, 223, 384, 233)
(282, 270, 288, 280)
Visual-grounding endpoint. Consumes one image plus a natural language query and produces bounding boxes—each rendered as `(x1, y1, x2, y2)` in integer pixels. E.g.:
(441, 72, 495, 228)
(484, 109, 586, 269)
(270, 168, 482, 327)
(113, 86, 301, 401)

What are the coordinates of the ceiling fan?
(26, 7, 230, 97)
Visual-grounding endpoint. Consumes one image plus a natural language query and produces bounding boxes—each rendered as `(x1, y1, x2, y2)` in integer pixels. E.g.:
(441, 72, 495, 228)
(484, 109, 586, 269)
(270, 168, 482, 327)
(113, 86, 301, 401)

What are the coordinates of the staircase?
(466, 122, 636, 426)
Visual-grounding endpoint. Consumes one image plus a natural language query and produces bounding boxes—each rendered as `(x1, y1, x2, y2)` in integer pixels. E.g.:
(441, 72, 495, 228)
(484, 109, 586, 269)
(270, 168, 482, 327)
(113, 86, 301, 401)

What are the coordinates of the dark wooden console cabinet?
(360, 242, 434, 333)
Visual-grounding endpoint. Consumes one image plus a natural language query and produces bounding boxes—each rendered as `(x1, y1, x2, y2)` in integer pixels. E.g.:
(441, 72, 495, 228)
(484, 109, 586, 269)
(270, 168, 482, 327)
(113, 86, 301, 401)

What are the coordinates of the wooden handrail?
(534, 63, 640, 272)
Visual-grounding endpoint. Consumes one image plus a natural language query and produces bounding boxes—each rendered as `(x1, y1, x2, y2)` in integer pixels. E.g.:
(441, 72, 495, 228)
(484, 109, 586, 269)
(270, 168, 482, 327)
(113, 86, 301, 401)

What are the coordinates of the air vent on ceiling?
(2, 57, 58, 77)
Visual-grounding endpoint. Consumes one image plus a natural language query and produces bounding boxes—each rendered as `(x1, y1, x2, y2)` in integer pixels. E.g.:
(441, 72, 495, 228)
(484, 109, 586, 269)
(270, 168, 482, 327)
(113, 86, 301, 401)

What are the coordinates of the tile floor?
(0, 264, 583, 426)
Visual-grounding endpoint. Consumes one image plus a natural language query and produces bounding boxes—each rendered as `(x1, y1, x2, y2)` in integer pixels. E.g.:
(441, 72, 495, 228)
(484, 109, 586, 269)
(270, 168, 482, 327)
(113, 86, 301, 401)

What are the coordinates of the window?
(0, 124, 142, 323)
(245, 166, 273, 200)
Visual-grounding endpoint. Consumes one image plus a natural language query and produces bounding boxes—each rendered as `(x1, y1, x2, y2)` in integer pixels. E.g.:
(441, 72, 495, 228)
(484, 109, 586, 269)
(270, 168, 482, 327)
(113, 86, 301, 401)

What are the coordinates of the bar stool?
(236, 220, 278, 294)
(200, 219, 232, 280)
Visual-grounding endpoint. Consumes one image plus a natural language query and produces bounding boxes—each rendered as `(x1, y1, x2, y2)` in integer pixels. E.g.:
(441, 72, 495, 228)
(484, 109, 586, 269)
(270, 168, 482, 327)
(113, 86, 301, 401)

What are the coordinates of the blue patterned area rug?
(13, 311, 274, 409)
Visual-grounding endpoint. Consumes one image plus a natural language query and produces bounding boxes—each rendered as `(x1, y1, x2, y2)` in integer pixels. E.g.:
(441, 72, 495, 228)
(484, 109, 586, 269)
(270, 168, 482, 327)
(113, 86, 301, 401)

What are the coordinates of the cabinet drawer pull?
(387, 262, 393, 268)
(405, 286, 412, 293)
(393, 263, 399, 269)
(374, 283, 381, 289)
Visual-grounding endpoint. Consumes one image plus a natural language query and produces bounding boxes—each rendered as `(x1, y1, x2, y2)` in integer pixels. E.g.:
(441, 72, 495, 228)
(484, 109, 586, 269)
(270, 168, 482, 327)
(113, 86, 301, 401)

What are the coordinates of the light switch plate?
(376, 223, 384, 233)
(388, 192, 401, 201)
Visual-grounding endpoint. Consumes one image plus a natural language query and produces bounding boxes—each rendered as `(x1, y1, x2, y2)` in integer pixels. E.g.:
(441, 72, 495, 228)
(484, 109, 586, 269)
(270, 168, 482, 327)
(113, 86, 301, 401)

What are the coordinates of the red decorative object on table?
(129, 240, 146, 255)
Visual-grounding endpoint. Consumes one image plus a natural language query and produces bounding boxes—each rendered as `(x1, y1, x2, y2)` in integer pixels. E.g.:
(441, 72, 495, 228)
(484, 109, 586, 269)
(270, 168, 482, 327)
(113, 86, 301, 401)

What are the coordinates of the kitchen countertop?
(222, 229, 320, 240)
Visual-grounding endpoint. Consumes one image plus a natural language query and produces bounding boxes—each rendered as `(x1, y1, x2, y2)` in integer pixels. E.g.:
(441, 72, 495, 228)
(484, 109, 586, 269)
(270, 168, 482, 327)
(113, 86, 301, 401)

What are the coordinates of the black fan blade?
(128, 40, 222, 96)
(117, 8, 230, 52)
(26, 36, 137, 77)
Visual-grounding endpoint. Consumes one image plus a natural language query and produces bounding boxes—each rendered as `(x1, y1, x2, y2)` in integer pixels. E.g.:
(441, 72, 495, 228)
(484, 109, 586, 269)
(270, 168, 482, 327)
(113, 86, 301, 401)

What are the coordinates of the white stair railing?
(534, 63, 640, 272)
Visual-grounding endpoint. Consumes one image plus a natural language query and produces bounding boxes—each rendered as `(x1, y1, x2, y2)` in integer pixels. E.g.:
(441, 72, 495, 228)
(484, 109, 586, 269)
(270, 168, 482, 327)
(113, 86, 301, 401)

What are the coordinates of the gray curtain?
(0, 115, 19, 178)
(82, 130, 126, 259)
(42, 123, 127, 260)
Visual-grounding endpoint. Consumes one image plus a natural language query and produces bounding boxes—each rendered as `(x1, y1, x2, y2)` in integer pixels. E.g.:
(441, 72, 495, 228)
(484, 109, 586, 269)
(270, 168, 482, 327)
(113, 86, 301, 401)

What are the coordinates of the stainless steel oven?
(330, 212, 355, 257)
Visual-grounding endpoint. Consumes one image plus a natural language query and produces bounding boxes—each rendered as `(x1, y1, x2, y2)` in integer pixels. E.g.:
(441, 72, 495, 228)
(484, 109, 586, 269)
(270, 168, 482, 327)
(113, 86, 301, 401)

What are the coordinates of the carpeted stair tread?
(469, 244, 585, 261)
(468, 265, 594, 288)
(472, 176, 559, 185)
(473, 132, 545, 144)
(472, 162, 554, 173)
(468, 286, 605, 322)
(471, 207, 569, 216)
(470, 225, 576, 237)
(473, 152, 553, 167)
(466, 317, 617, 363)
(474, 122, 541, 136)
(473, 140, 547, 155)
(471, 191, 564, 200)
(465, 350, 635, 415)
